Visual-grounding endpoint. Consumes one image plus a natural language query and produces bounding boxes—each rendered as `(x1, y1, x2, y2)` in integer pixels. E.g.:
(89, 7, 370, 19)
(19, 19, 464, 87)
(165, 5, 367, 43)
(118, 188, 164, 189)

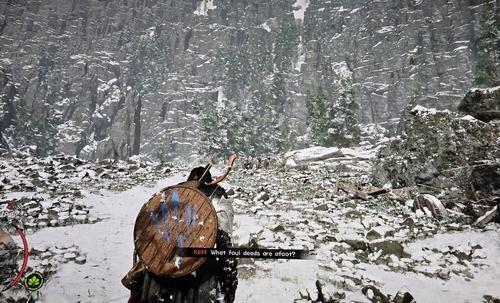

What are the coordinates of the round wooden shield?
(133, 185, 218, 277)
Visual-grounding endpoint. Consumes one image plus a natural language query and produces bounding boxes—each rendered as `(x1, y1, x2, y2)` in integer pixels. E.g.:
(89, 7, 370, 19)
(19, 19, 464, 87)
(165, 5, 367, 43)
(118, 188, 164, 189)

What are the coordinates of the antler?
(209, 152, 237, 185)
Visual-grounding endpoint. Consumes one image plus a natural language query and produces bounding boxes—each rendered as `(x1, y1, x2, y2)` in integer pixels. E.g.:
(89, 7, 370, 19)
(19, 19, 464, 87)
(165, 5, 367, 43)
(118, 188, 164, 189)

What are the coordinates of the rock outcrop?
(459, 86, 500, 122)
(373, 105, 500, 192)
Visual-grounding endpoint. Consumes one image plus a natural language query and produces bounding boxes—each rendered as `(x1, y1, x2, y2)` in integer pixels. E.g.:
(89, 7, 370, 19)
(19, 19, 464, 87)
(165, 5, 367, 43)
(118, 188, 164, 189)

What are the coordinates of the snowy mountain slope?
(0, 0, 491, 160)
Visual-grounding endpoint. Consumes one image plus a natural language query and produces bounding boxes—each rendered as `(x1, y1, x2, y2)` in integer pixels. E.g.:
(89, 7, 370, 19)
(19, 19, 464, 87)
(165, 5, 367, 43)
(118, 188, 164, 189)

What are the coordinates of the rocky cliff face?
(0, 0, 492, 160)
(373, 105, 500, 189)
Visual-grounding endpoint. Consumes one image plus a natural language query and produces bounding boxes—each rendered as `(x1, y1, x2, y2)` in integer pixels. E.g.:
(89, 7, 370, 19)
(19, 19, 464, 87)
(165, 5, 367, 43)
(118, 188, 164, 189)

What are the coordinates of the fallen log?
(366, 188, 390, 197)
(387, 187, 414, 203)
(473, 206, 498, 227)
(334, 182, 391, 201)
(354, 189, 369, 201)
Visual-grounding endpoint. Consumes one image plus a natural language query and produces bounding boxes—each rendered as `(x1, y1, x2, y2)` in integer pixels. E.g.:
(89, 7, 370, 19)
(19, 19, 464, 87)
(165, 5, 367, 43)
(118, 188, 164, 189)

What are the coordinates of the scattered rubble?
(230, 126, 499, 302)
(0, 110, 499, 302)
(0, 243, 87, 302)
(0, 151, 183, 302)
(362, 286, 415, 303)
(413, 194, 447, 219)
(374, 106, 500, 190)
(373, 105, 500, 225)
(0, 151, 183, 232)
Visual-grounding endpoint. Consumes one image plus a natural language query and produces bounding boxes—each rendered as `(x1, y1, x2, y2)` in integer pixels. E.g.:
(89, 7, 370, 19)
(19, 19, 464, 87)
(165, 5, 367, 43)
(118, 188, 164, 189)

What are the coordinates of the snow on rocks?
(0, 152, 182, 232)
(0, 152, 186, 301)
(230, 143, 499, 302)
(459, 85, 500, 122)
(2, 195, 95, 232)
(284, 146, 344, 164)
(0, 243, 88, 302)
(1, 142, 498, 302)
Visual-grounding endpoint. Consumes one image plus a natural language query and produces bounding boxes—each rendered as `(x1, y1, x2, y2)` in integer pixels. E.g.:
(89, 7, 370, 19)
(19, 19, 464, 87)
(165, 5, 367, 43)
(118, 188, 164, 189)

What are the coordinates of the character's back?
(126, 161, 238, 303)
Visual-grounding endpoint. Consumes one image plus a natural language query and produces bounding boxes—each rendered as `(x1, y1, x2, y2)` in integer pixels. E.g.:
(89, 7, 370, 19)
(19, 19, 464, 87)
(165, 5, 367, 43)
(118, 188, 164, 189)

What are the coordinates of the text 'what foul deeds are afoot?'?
(178, 247, 313, 259)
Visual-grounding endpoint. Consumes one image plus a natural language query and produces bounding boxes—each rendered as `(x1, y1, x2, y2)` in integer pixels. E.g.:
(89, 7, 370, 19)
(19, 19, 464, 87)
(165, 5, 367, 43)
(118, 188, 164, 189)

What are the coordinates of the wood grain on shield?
(134, 190, 173, 255)
(140, 189, 181, 270)
(134, 185, 218, 277)
(150, 187, 215, 276)
(147, 187, 192, 271)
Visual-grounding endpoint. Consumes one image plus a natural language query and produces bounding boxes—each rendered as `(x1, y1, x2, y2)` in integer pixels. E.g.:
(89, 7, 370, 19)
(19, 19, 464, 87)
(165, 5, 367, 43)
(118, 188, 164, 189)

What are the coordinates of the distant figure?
(243, 155, 254, 170)
(255, 157, 262, 169)
(262, 157, 270, 169)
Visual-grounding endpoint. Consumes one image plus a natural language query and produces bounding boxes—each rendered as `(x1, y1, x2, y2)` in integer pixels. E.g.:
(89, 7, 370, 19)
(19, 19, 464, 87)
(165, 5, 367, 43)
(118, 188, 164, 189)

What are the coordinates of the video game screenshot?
(1, 0, 499, 302)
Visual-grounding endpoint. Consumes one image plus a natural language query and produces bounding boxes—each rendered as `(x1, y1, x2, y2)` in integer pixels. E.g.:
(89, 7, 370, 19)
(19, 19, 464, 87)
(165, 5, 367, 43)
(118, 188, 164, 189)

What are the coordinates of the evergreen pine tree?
(224, 93, 243, 154)
(328, 75, 361, 147)
(199, 93, 228, 156)
(306, 64, 360, 147)
(305, 88, 330, 146)
(278, 117, 298, 151)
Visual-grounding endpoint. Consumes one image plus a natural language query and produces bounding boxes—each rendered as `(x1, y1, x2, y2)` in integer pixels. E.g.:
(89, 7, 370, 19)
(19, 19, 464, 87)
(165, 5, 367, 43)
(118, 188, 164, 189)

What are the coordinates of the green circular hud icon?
(24, 272, 45, 292)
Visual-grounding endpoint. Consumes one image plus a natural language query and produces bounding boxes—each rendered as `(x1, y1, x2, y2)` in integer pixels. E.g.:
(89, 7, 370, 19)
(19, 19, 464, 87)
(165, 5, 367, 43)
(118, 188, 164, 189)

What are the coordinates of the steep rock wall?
(0, 0, 491, 159)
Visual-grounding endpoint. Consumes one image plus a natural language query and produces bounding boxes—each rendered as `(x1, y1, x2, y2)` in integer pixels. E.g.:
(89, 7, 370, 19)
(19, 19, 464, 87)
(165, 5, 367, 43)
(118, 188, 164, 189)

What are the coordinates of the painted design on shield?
(149, 189, 199, 266)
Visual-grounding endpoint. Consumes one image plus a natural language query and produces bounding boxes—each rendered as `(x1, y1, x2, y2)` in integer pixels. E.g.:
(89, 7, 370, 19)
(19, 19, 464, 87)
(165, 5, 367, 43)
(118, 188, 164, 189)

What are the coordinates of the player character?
(123, 157, 238, 303)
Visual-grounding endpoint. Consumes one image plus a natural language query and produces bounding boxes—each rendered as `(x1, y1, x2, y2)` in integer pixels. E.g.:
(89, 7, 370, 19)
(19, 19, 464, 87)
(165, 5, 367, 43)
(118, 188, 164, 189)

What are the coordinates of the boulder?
(483, 295, 500, 303)
(362, 285, 390, 303)
(314, 204, 329, 211)
(285, 147, 344, 165)
(413, 194, 447, 218)
(369, 240, 408, 258)
(362, 286, 415, 303)
(373, 105, 500, 193)
(75, 256, 87, 265)
(393, 292, 415, 303)
(366, 229, 382, 241)
(255, 191, 270, 202)
(468, 161, 500, 198)
(343, 239, 368, 251)
(459, 86, 500, 122)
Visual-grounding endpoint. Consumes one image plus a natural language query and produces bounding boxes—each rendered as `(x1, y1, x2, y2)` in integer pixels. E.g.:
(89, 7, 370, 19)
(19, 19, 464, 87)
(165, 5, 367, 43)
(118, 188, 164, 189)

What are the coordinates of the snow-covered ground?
(2, 150, 500, 303)
(357, 230, 500, 303)
(28, 175, 184, 302)
(20, 172, 318, 303)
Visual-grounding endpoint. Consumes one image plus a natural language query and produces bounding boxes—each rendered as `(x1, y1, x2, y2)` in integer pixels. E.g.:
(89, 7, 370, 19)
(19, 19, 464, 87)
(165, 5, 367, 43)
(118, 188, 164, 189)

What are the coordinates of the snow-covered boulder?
(414, 194, 448, 218)
(373, 105, 500, 191)
(459, 86, 500, 122)
(284, 146, 344, 165)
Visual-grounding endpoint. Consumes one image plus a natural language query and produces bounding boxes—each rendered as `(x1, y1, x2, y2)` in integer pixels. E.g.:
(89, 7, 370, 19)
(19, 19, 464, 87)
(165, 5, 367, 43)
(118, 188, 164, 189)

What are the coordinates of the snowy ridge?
(293, 0, 310, 22)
